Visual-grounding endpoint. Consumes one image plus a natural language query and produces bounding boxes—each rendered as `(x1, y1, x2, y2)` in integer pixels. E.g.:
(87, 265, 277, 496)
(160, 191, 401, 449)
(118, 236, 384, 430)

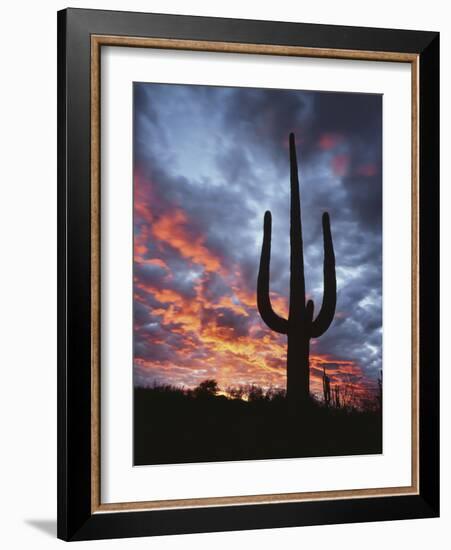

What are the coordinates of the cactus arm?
(311, 212, 337, 338)
(305, 299, 314, 322)
(257, 211, 289, 334)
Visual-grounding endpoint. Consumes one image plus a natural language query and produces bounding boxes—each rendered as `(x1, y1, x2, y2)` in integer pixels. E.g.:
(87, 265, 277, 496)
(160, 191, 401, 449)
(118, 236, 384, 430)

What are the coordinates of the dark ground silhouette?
(134, 382, 382, 466)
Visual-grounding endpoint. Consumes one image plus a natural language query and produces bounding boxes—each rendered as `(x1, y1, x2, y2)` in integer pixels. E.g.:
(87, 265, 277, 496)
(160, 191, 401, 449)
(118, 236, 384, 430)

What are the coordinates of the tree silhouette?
(193, 379, 219, 398)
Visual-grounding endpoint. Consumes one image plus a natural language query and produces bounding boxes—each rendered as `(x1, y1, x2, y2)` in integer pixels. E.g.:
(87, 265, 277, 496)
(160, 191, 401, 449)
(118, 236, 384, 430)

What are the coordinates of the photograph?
(132, 82, 383, 465)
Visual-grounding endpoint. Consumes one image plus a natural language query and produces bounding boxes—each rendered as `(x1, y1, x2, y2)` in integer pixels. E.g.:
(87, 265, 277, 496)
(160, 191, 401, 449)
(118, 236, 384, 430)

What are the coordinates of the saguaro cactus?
(323, 367, 331, 407)
(334, 385, 341, 408)
(257, 133, 336, 407)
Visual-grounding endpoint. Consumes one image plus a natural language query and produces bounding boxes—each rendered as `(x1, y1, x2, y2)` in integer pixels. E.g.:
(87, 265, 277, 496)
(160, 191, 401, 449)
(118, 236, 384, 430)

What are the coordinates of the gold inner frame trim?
(90, 34, 420, 514)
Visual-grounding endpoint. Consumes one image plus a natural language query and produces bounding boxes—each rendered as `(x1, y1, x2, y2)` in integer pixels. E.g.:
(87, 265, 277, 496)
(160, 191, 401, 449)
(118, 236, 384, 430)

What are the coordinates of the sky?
(133, 82, 382, 404)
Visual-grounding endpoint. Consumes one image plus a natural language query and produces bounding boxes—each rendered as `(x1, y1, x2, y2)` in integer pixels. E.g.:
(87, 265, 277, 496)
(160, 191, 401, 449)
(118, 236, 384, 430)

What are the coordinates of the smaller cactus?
(333, 385, 341, 408)
(322, 367, 331, 407)
(377, 370, 382, 410)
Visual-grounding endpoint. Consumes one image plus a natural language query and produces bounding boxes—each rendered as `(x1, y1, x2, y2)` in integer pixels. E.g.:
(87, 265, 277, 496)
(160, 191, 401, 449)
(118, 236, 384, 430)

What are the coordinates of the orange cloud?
(151, 209, 222, 272)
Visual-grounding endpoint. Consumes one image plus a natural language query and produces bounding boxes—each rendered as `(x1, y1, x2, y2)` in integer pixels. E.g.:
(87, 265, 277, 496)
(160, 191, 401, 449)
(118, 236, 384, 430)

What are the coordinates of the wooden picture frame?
(57, 7, 439, 541)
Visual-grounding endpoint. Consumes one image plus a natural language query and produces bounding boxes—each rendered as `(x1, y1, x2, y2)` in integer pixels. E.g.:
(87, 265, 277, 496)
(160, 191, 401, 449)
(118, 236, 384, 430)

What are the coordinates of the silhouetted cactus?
(377, 370, 382, 410)
(323, 367, 331, 407)
(333, 385, 341, 408)
(257, 133, 336, 407)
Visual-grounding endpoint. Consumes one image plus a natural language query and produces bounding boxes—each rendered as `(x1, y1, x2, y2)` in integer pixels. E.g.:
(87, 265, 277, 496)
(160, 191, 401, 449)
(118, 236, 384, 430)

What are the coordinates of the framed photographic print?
(57, 8, 439, 541)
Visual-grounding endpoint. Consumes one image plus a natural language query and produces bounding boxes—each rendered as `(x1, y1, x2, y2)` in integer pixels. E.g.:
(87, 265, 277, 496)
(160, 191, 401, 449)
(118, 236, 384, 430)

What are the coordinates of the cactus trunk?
(286, 332, 310, 404)
(257, 133, 337, 408)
